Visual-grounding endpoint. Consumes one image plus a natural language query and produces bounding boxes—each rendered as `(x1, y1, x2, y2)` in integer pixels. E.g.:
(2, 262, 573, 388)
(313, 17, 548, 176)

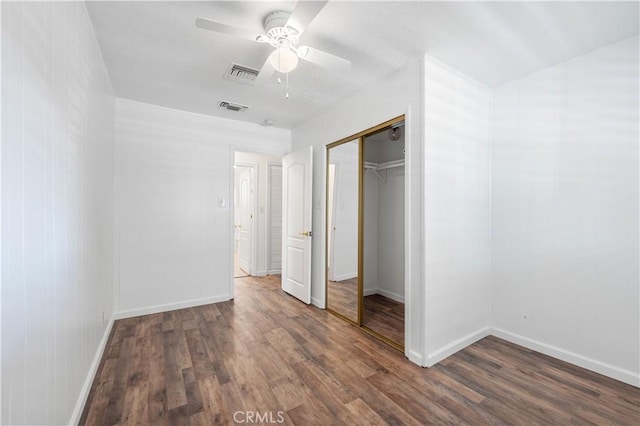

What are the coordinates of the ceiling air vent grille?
(219, 100, 250, 112)
(224, 63, 260, 85)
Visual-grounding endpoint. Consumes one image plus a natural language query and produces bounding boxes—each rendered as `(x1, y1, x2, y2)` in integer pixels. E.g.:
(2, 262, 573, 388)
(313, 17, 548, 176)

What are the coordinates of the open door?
(282, 146, 313, 303)
(236, 165, 254, 275)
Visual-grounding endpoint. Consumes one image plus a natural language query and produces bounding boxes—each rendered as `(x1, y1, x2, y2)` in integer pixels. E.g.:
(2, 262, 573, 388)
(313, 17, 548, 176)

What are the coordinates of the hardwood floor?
(327, 278, 358, 321)
(363, 294, 404, 346)
(81, 275, 639, 425)
(327, 278, 405, 346)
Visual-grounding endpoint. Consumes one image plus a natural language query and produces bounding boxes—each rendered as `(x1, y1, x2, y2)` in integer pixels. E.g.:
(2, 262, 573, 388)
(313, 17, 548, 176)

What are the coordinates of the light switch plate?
(218, 197, 226, 208)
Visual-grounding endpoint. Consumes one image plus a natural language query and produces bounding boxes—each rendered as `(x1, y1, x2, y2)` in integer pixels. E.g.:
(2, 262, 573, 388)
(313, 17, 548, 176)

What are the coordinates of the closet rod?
(375, 159, 405, 170)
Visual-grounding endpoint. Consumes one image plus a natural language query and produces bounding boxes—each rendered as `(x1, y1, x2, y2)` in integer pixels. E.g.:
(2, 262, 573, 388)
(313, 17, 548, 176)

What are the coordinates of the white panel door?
(237, 166, 253, 274)
(282, 146, 313, 303)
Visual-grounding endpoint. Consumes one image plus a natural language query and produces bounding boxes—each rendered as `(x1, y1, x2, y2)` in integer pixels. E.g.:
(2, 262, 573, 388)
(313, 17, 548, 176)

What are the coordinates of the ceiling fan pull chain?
(285, 72, 290, 99)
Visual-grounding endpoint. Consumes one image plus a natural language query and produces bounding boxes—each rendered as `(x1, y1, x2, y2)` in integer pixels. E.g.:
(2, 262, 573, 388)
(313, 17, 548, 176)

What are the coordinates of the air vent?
(224, 63, 260, 85)
(219, 100, 250, 112)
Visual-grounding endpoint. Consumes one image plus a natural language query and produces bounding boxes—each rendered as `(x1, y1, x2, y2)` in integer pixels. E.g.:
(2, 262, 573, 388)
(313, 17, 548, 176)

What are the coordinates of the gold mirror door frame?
(325, 115, 405, 351)
(325, 138, 360, 324)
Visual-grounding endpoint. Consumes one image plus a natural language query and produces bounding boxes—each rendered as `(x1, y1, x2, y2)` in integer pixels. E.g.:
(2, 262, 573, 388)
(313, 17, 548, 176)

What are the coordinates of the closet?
(325, 116, 405, 350)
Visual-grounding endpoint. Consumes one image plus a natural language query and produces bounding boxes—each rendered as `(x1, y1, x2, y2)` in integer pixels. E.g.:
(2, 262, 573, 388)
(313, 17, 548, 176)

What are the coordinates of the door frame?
(229, 151, 258, 299)
(228, 148, 282, 299)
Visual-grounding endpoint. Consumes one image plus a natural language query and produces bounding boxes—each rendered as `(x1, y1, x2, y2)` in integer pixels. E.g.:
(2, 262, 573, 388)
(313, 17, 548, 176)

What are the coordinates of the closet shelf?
(364, 159, 405, 182)
(376, 159, 405, 170)
(364, 159, 404, 170)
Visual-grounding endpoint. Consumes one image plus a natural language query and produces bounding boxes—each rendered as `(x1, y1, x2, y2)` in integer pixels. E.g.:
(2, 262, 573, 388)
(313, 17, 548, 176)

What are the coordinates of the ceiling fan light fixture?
(268, 46, 299, 73)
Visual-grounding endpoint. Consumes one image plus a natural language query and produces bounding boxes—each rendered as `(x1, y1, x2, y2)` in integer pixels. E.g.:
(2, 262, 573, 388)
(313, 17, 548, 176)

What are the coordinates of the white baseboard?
(377, 289, 404, 303)
(333, 272, 357, 282)
(69, 317, 115, 425)
(426, 327, 491, 367)
(407, 349, 425, 367)
(311, 296, 324, 308)
(114, 295, 231, 320)
(362, 288, 405, 303)
(267, 269, 281, 275)
(491, 327, 640, 388)
(363, 288, 377, 297)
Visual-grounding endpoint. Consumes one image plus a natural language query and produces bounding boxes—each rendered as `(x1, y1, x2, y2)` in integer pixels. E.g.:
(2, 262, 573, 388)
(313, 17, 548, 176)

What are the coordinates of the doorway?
(234, 164, 254, 278)
(232, 151, 284, 284)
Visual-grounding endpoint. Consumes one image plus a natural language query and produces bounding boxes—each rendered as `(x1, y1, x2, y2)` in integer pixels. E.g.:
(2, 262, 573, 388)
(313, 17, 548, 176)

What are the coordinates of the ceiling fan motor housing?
(261, 11, 299, 47)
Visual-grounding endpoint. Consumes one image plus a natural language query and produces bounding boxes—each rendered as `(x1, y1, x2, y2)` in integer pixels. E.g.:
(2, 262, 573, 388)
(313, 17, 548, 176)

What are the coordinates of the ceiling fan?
(195, 1, 351, 84)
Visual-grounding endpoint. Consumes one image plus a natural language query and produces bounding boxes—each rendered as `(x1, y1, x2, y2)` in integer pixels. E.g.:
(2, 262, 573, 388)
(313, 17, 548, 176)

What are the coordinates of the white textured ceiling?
(86, 1, 639, 129)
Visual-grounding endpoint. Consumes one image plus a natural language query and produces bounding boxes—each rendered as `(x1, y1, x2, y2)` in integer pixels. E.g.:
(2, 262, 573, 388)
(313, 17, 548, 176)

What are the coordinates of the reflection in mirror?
(326, 139, 359, 322)
(362, 122, 405, 346)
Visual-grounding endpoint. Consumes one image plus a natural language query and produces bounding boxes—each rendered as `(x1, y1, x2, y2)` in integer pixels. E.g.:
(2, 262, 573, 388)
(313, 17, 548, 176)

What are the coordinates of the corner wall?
(423, 56, 493, 365)
(491, 36, 639, 386)
(114, 99, 290, 317)
(1, 3, 115, 424)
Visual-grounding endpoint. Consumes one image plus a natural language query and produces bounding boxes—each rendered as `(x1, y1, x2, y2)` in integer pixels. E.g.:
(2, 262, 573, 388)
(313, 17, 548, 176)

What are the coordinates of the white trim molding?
(363, 288, 404, 303)
(69, 317, 115, 425)
(311, 296, 323, 309)
(426, 327, 491, 367)
(114, 295, 231, 320)
(491, 327, 640, 388)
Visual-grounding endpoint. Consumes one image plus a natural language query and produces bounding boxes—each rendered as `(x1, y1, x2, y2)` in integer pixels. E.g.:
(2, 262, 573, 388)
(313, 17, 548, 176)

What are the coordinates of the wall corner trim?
(311, 296, 323, 309)
(426, 327, 491, 367)
(114, 295, 231, 320)
(407, 350, 425, 367)
(69, 317, 116, 425)
(490, 327, 640, 388)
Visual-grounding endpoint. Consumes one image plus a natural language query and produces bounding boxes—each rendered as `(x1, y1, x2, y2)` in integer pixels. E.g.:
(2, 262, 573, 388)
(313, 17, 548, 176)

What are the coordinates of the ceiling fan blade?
(254, 58, 275, 85)
(195, 17, 261, 42)
(297, 46, 351, 71)
(286, 1, 328, 34)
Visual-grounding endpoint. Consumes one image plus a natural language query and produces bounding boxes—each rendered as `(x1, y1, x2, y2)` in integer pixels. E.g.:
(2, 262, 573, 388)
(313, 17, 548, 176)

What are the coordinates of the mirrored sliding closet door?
(326, 139, 360, 323)
(361, 124, 405, 347)
(325, 117, 405, 350)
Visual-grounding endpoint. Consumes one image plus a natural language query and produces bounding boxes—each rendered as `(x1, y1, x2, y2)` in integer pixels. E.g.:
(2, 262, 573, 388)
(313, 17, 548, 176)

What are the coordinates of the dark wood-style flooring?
(81, 275, 639, 425)
(327, 278, 358, 321)
(363, 294, 404, 346)
(327, 277, 405, 345)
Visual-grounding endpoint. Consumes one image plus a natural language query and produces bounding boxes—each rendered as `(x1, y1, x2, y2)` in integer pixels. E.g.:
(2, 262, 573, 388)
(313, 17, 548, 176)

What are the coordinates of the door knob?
(299, 231, 313, 237)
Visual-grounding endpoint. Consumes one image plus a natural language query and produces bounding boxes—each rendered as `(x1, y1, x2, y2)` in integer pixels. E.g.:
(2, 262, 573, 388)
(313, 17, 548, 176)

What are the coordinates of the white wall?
(491, 36, 639, 386)
(1, 2, 115, 424)
(423, 55, 493, 365)
(363, 171, 379, 293)
(377, 166, 405, 302)
(291, 59, 424, 363)
(114, 99, 290, 317)
(234, 151, 283, 276)
(328, 142, 359, 281)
